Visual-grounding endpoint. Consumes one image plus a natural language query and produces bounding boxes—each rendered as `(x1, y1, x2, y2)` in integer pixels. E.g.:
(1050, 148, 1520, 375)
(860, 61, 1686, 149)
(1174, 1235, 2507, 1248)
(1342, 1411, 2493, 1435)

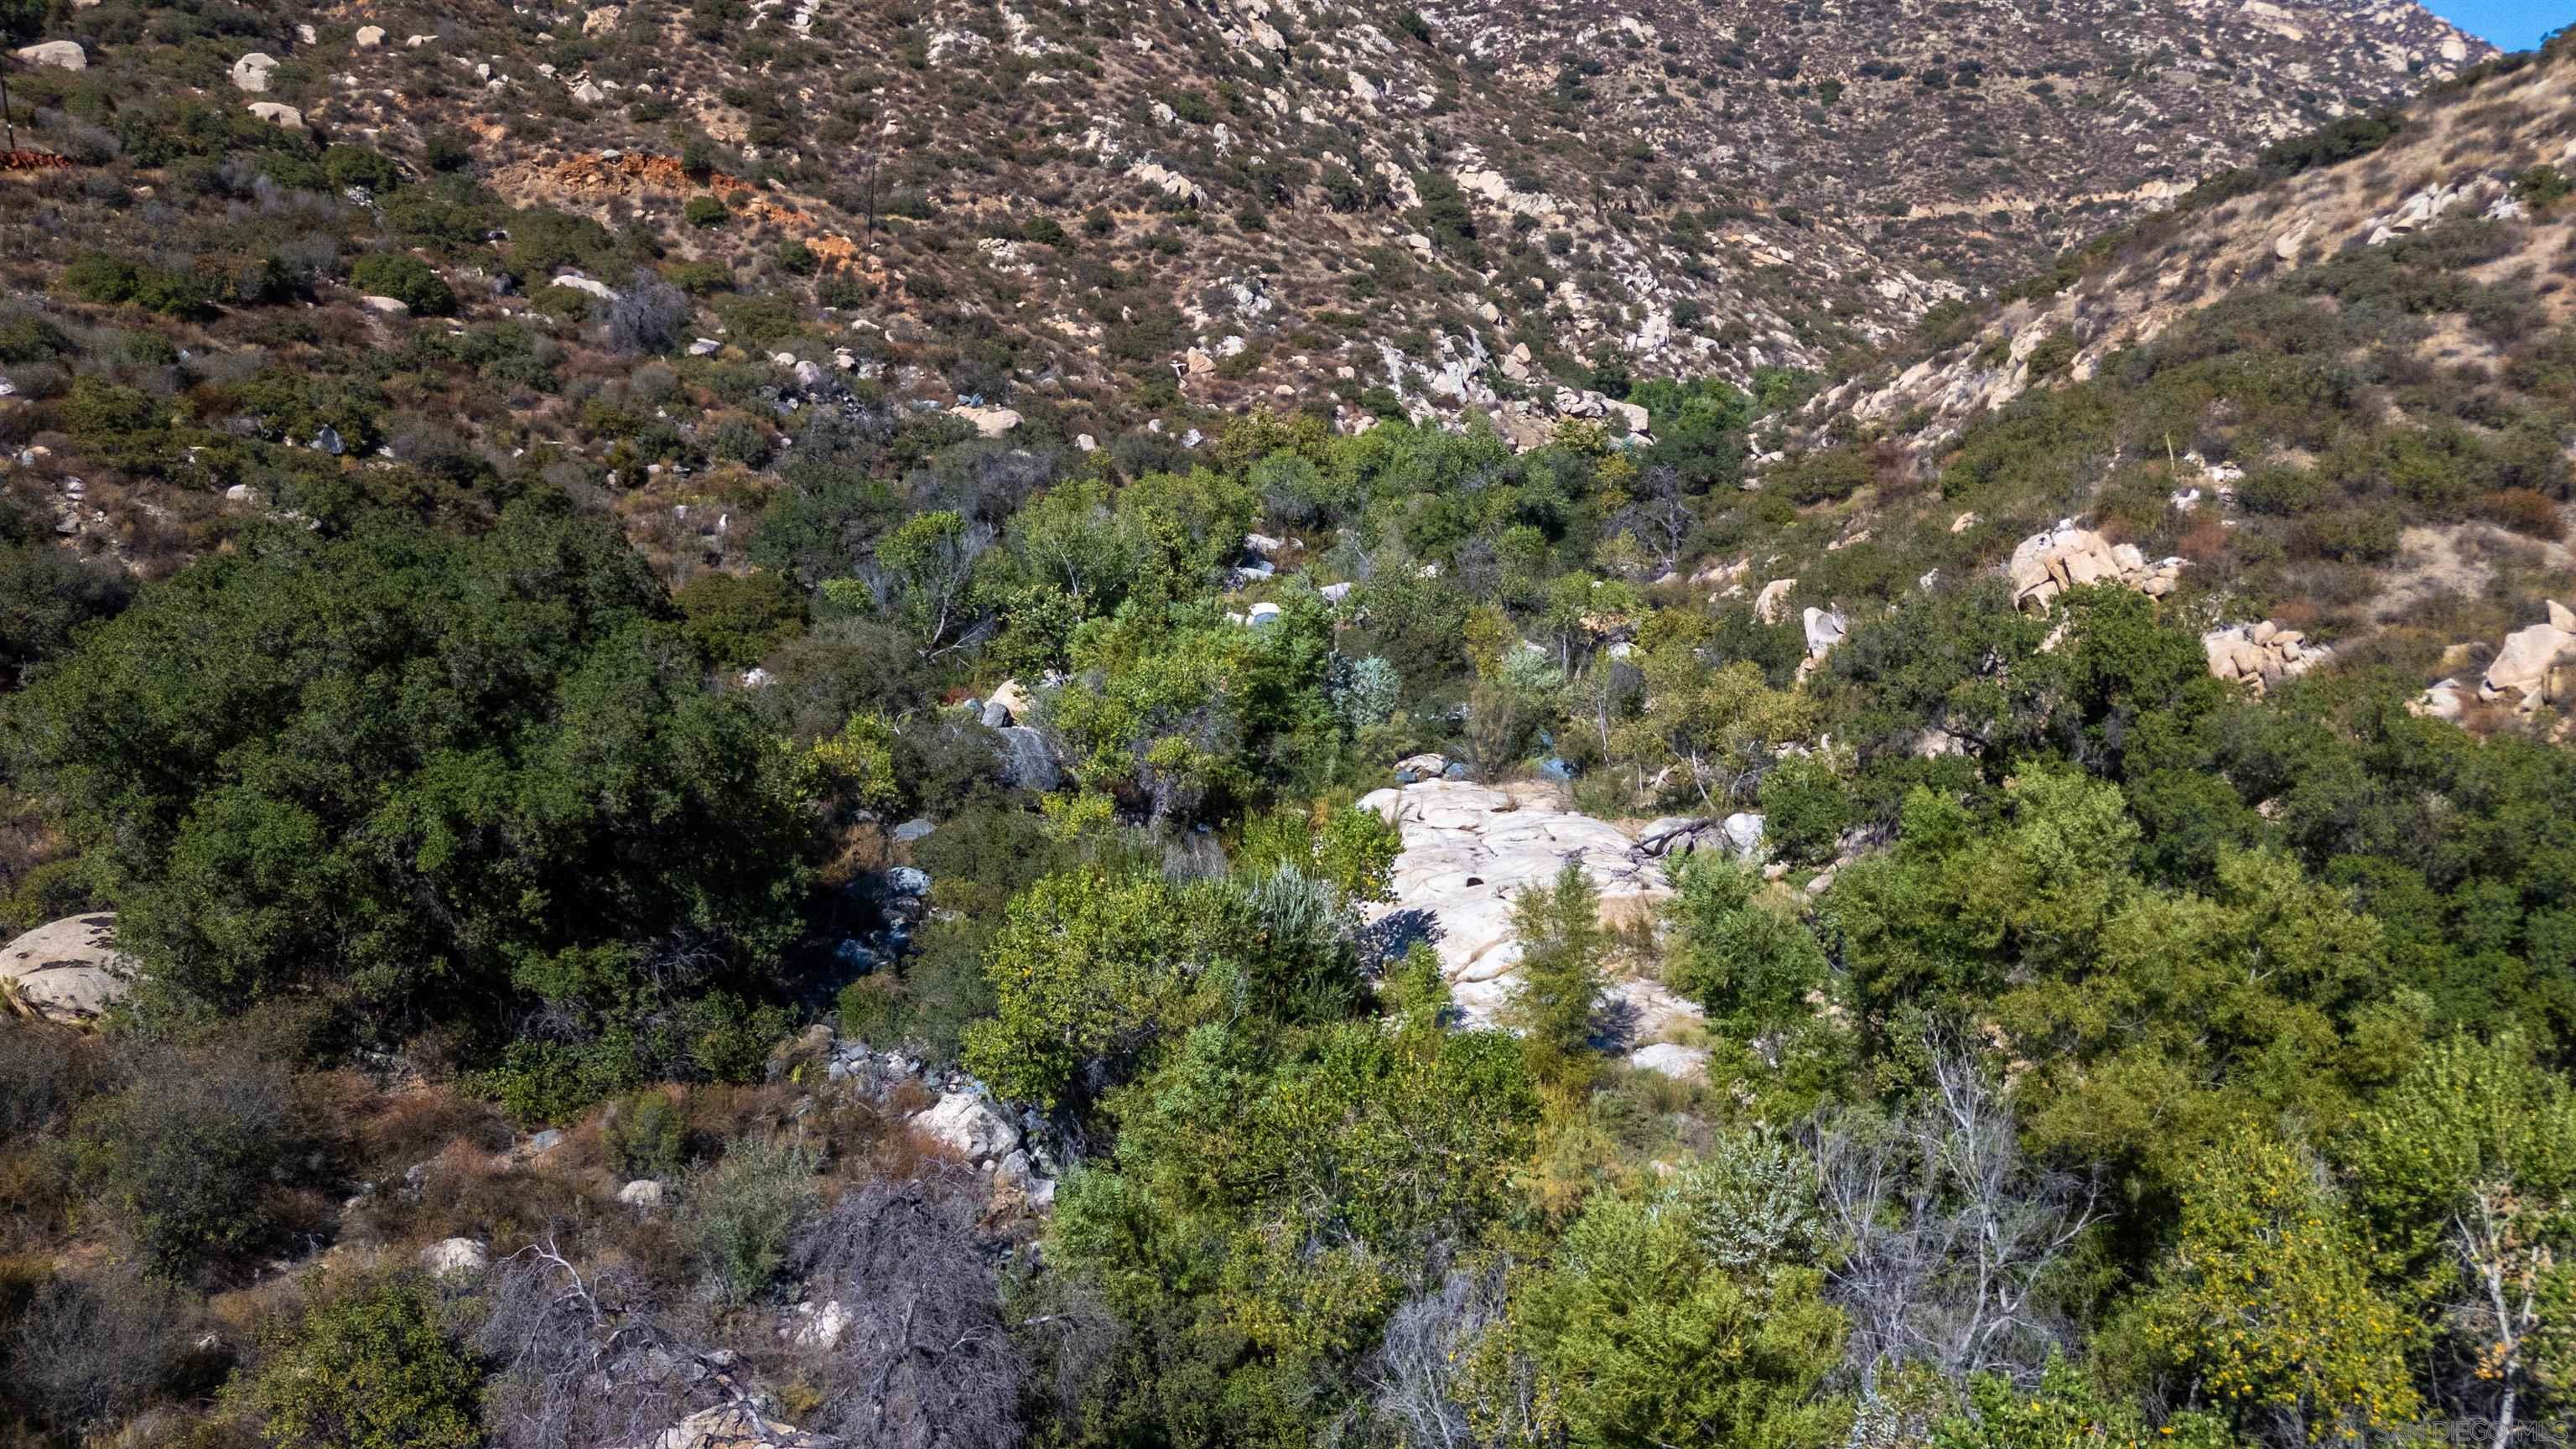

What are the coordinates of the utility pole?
(2, 60, 16, 155)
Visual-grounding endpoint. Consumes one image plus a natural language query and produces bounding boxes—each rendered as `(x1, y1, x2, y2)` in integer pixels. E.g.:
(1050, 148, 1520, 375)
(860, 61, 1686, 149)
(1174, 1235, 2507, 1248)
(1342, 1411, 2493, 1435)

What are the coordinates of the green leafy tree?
(247, 1275, 483, 1449)
(1505, 864, 1609, 1086)
(876, 510, 992, 657)
(1468, 1137, 1851, 1449)
(10, 501, 812, 1090)
(962, 867, 1225, 1106)
(349, 253, 458, 315)
(675, 569, 808, 668)
(2141, 1124, 2420, 1443)
(1665, 853, 1830, 1034)
(2341, 1036, 2576, 1436)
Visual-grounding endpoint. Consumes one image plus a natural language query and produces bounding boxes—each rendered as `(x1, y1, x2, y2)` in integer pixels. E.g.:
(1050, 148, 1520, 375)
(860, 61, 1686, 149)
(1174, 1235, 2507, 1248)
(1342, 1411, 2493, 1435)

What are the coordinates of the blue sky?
(2423, 0, 2562, 51)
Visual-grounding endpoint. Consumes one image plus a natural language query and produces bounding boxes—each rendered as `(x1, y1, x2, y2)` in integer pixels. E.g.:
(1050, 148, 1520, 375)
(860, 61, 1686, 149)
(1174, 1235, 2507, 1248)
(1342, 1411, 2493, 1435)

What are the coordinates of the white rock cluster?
(2202, 621, 2327, 696)
(2007, 520, 2184, 610)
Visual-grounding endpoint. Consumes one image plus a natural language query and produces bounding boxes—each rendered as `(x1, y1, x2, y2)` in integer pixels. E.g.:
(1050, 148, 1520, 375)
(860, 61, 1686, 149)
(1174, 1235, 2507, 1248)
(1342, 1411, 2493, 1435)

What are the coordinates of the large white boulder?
(13, 40, 86, 70)
(1802, 606, 1846, 661)
(0, 913, 135, 1026)
(230, 51, 278, 92)
(911, 1091, 1020, 1161)
(246, 101, 305, 129)
(953, 404, 1021, 439)
(1753, 578, 1796, 626)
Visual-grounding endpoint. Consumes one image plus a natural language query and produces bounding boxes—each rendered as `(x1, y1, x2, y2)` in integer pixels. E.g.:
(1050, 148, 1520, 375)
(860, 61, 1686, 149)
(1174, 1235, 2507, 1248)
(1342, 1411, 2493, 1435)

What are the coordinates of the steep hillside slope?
(1751, 38, 2575, 731)
(2, 0, 2487, 452)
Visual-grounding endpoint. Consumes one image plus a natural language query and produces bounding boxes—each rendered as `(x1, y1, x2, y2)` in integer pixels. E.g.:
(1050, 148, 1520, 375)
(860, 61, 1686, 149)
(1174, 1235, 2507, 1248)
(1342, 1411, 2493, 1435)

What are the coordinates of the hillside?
(10, 7, 2576, 1449)
(0, 0, 2490, 478)
(1759, 36, 2574, 728)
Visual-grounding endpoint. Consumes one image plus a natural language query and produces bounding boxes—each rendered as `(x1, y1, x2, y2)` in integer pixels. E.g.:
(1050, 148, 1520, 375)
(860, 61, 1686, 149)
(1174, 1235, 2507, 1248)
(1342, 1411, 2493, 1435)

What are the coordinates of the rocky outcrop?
(0, 912, 134, 1026)
(822, 1038, 1062, 1208)
(2479, 602, 2576, 714)
(1753, 579, 1796, 626)
(1357, 782, 1697, 1046)
(2007, 521, 2184, 610)
(2202, 621, 2327, 696)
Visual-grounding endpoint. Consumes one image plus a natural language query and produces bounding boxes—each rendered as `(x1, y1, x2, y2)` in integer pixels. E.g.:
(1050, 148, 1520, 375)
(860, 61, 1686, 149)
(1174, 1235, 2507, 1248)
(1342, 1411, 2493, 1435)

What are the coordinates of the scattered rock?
(246, 102, 306, 129)
(891, 818, 936, 844)
(0, 913, 134, 1026)
(617, 1178, 665, 1208)
(354, 25, 386, 49)
(1394, 752, 1451, 784)
(357, 294, 410, 315)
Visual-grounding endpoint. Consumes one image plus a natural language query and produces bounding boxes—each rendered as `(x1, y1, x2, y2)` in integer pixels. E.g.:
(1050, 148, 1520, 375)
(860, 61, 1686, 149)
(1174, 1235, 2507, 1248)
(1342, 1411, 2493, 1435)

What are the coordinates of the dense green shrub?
(245, 1276, 484, 1449)
(349, 252, 458, 314)
(685, 1135, 818, 1304)
(11, 501, 813, 1095)
(69, 1050, 295, 1283)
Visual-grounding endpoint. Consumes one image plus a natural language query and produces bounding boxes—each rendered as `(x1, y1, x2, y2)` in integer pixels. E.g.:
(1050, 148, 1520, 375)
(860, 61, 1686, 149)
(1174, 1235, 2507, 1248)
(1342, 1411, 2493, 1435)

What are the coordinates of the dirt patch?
(2374, 522, 2576, 623)
(501, 152, 886, 280)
